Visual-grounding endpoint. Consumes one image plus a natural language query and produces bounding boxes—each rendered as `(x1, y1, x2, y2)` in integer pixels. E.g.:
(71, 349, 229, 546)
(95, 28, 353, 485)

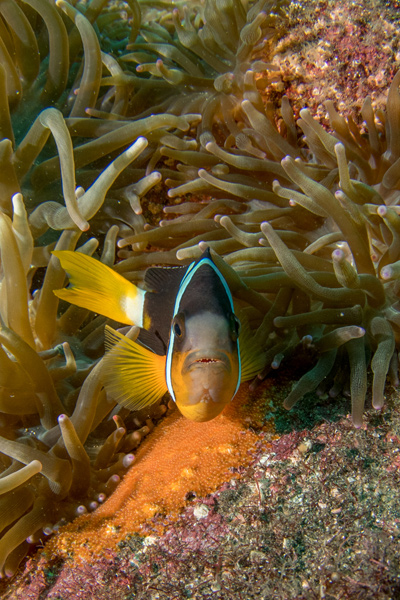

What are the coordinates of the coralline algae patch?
(46, 384, 272, 562)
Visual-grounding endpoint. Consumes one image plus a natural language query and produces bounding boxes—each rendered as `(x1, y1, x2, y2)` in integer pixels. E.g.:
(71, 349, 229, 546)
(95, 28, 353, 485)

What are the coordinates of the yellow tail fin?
(53, 250, 145, 326)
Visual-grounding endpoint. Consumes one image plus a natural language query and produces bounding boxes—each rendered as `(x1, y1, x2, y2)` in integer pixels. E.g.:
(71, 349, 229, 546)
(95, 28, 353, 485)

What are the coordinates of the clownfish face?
(169, 310, 240, 422)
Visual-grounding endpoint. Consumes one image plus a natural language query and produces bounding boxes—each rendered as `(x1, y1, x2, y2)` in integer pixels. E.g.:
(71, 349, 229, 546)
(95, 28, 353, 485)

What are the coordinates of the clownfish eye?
(229, 313, 241, 341)
(173, 313, 185, 338)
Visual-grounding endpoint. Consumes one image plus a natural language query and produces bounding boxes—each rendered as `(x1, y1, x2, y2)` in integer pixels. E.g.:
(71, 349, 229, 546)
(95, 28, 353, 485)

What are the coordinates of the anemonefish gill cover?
(53, 248, 265, 422)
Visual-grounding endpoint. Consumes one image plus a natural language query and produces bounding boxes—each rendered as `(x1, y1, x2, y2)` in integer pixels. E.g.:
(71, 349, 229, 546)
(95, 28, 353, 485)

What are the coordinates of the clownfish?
(53, 248, 265, 422)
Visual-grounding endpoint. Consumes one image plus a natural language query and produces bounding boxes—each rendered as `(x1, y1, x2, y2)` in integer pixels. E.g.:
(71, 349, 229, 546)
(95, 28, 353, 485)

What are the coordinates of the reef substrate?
(270, 0, 400, 119)
(5, 386, 400, 600)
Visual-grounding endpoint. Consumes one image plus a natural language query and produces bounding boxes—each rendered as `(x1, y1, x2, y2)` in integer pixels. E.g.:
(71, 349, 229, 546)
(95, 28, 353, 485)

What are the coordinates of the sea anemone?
(126, 72, 400, 430)
(0, 0, 399, 583)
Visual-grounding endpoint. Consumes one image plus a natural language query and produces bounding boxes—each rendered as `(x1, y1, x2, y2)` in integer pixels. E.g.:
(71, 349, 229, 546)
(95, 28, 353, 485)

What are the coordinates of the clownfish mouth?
(182, 350, 231, 373)
(196, 357, 219, 363)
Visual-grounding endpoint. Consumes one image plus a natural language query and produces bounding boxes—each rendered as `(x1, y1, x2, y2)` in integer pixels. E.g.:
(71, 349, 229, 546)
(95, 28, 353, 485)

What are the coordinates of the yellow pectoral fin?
(101, 325, 168, 411)
(53, 250, 145, 326)
(239, 315, 267, 381)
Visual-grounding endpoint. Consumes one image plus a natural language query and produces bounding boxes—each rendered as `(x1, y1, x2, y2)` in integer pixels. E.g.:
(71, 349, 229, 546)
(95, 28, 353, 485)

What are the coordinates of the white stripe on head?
(165, 256, 241, 400)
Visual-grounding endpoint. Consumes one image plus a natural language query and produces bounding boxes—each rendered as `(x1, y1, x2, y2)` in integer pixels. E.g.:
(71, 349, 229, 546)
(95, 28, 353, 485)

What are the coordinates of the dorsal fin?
(102, 325, 167, 410)
(144, 265, 187, 293)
